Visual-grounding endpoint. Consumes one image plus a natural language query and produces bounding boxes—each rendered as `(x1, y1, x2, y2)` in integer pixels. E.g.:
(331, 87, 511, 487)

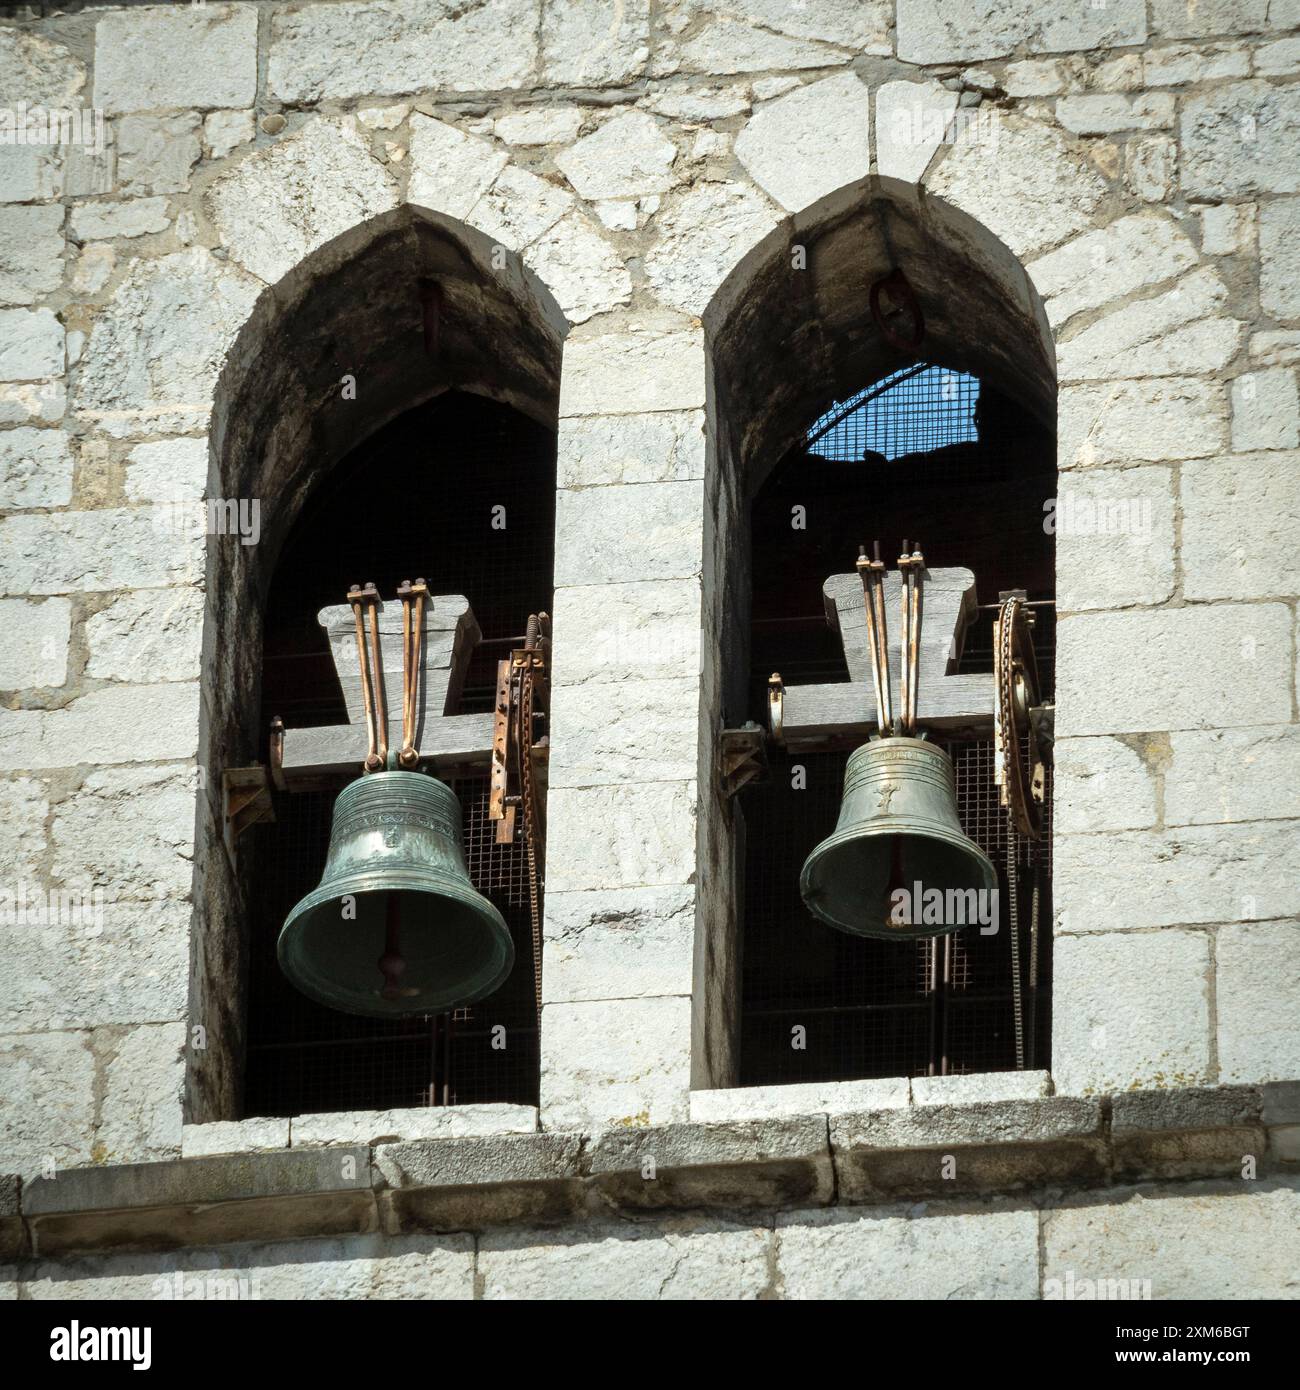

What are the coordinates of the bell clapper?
(377, 893, 409, 1000)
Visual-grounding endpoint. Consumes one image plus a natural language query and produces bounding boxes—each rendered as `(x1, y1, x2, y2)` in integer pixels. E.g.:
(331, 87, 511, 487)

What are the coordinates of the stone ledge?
(23, 1147, 374, 1256)
(588, 1116, 833, 1212)
(7, 1084, 1298, 1255)
(376, 1133, 586, 1232)
(1111, 1085, 1269, 1182)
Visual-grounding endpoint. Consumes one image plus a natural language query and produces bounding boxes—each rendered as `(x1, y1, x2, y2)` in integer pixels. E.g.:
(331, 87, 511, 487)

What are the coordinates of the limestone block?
(541, 995, 692, 1129)
(777, 1205, 1039, 1299)
(546, 781, 697, 892)
(645, 179, 781, 316)
(926, 116, 1108, 261)
(1256, 35, 1300, 75)
(734, 73, 870, 214)
(73, 248, 260, 437)
(291, 1104, 536, 1148)
(0, 1031, 95, 1178)
(0, 426, 72, 508)
(875, 79, 958, 185)
(123, 437, 209, 503)
(181, 1118, 290, 1158)
(1259, 198, 1300, 319)
(117, 113, 201, 196)
(523, 210, 631, 325)
(480, 1216, 769, 1299)
(0, 597, 69, 689)
(643, 84, 751, 120)
(25, 1233, 476, 1299)
(543, 885, 696, 1004)
(69, 197, 170, 242)
(911, 1071, 1052, 1106)
(1004, 59, 1067, 97)
(1054, 822, 1300, 932)
(0, 144, 62, 205)
(268, 0, 537, 102)
(494, 107, 583, 147)
(1180, 451, 1300, 599)
(660, 16, 854, 77)
(550, 578, 702, 686)
(0, 27, 85, 107)
(0, 380, 64, 426)
(203, 109, 255, 161)
(1028, 214, 1196, 330)
(1125, 135, 1177, 203)
(0, 205, 62, 305)
(52, 762, 197, 900)
(0, 896, 191, 1035)
(560, 327, 704, 416)
(96, 1021, 186, 1164)
(1252, 330, 1300, 366)
(1053, 465, 1175, 610)
(85, 587, 204, 684)
(1051, 931, 1212, 1095)
(465, 165, 573, 251)
(554, 480, 703, 586)
(690, 1077, 909, 1123)
(1145, 43, 1251, 85)
(0, 308, 62, 381)
(1165, 726, 1300, 826)
(0, 774, 47, 880)
(896, 0, 1145, 64)
(556, 111, 675, 202)
(1216, 921, 1300, 1084)
(0, 508, 203, 594)
(70, 245, 113, 296)
(549, 678, 697, 787)
(1053, 736, 1157, 834)
(1231, 369, 1299, 451)
(1057, 268, 1242, 382)
(1057, 378, 1227, 468)
(557, 410, 705, 489)
(93, 3, 256, 114)
(1150, 0, 1274, 39)
(1181, 81, 1300, 197)
(0, 682, 201, 771)
(406, 114, 508, 220)
(1056, 93, 1174, 135)
(1200, 200, 1255, 255)
(206, 120, 397, 284)
(1043, 1184, 1300, 1299)
(542, 0, 649, 86)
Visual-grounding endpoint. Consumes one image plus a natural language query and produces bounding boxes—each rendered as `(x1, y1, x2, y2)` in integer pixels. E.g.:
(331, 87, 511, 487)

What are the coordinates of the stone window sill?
(180, 1103, 538, 1159)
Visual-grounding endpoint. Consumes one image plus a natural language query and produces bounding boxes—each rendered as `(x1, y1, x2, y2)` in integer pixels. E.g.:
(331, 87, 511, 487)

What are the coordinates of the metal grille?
(740, 370, 1056, 1084)
(244, 391, 552, 1117)
(807, 364, 980, 462)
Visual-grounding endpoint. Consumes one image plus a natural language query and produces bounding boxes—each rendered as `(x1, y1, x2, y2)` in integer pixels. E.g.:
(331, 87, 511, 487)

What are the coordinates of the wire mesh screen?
(740, 366, 1056, 1084)
(244, 391, 552, 1116)
(807, 364, 980, 462)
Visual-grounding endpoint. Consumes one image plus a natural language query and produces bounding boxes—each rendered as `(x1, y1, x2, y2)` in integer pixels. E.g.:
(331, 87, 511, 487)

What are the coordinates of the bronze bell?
(800, 736, 996, 940)
(278, 770, 514, 1017)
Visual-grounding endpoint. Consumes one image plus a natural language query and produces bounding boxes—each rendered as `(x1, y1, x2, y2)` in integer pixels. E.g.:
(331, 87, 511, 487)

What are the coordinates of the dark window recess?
(739, 364, 1056, 1085)
(243, 391, 553, 1117)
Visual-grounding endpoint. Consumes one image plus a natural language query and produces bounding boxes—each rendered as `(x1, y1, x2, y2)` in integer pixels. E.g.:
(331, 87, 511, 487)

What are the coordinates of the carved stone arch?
(192, 194, 569, 1119)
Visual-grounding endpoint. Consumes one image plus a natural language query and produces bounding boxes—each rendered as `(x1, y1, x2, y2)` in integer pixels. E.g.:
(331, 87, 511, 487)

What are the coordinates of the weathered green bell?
(278, 770, 514, 1017)
(800, 737, 997, 940)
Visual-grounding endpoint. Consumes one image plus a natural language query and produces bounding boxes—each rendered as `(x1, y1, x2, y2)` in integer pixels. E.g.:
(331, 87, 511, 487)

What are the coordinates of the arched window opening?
(740, 363, 1055, 1085)
(243, 393, 553, 1116)
(194, 208, 565, 1124)
(700, 187, 1058, 1094)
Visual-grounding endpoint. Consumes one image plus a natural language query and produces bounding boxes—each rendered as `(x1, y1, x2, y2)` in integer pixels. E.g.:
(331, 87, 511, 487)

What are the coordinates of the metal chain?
(1006, 827, 1025, 1071)
(519, 651, 544, 1018)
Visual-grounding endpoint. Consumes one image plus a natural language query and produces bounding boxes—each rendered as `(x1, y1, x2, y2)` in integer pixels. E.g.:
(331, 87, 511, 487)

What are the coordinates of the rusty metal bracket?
(489, 612, 550, 845)
(222, 765, 275, 844)
(719, 723, 769, 797)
